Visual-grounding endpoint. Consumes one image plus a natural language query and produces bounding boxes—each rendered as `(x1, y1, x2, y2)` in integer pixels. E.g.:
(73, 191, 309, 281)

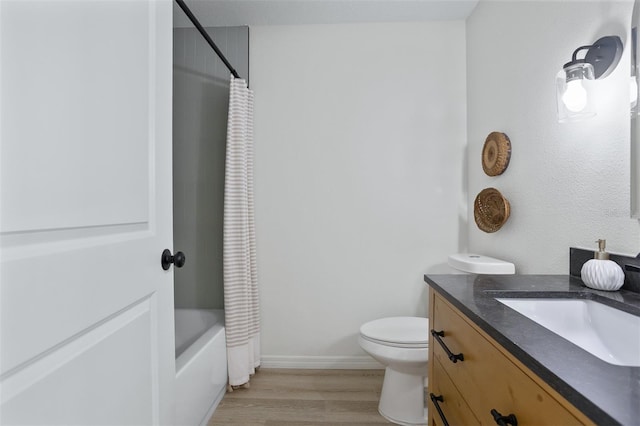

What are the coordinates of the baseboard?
(260, 355, 383, 369)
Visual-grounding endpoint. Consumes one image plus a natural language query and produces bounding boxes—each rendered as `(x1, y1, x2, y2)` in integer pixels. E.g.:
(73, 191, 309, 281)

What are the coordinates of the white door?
(0, 1, 175, 424)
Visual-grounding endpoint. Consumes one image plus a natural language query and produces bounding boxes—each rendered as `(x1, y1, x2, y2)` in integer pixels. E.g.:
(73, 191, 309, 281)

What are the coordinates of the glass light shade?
(556, 63, 596, 123)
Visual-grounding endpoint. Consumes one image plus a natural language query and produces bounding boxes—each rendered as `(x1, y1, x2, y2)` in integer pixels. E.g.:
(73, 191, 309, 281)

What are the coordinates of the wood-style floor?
(207, 369, 392, 425)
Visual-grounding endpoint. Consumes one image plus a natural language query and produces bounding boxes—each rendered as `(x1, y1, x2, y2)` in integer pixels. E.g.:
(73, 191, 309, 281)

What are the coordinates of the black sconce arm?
(571, 45, 594, 62)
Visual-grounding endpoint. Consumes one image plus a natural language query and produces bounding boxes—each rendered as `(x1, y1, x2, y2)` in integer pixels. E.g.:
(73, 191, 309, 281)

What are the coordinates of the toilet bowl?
(358, 317, 428, 425)
(359, 254, 515, 425)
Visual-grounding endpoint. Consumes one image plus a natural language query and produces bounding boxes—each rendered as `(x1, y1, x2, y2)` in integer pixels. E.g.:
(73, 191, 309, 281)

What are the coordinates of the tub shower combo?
(172, 1, 253, 424)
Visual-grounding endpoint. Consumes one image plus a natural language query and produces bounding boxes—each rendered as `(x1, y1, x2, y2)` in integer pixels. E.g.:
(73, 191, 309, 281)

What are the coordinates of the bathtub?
(175, 309, 227, 426)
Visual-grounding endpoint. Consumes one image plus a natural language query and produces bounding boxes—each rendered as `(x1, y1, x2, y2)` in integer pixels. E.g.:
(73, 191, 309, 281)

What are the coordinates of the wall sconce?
(556, 36, 623, 123)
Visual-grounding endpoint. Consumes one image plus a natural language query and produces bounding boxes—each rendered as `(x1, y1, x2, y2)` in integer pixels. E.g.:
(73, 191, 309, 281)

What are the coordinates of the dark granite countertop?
(423, 274, 640, 426)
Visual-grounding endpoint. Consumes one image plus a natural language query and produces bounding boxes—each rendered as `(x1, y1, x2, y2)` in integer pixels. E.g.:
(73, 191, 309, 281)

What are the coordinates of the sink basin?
(495, 298, 640, 367)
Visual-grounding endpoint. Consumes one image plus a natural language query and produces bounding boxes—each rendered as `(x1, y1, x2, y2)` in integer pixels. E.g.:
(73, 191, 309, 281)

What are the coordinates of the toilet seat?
(360, 317, 428, 349)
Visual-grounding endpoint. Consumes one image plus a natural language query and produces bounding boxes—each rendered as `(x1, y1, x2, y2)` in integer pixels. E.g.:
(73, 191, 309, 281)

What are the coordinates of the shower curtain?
(223, 75, 260, 386)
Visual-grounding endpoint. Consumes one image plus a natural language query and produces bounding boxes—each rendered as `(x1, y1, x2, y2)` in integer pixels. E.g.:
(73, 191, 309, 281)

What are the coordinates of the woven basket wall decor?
(474, 188, 511, 233)
(482, 132, 511, 176)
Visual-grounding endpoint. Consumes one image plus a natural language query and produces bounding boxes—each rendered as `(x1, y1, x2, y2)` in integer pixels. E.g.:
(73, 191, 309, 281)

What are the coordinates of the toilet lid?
(360, 317, 429, 346)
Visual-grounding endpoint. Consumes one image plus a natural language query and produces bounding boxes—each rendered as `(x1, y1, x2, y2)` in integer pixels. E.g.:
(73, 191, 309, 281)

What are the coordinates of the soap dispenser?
(580, 239, 625, 291)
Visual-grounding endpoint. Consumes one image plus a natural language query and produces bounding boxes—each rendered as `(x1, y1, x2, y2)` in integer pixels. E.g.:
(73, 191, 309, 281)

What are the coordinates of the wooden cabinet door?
(431, 292, 588, 426)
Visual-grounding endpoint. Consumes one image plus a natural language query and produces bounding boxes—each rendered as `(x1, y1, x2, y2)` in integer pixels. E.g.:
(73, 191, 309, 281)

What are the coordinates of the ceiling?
(173, 0, 480, 27)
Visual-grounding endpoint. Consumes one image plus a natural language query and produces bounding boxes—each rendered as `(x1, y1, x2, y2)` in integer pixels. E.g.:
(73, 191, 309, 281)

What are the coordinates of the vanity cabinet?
(428, 288, 594, 426)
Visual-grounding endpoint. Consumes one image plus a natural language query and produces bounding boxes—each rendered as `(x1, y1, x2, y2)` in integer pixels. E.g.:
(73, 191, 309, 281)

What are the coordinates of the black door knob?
(161, 249, 186, 270)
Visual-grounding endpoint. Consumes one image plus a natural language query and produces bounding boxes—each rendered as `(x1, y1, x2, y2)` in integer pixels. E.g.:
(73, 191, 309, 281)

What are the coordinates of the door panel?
(2, 238, 162, 373)
(1, 0, 151, 232)
(3, 298, 157, 425)
(0, 1, 174, 424)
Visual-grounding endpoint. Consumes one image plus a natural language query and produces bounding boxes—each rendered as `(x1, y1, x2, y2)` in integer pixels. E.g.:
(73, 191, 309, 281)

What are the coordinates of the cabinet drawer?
(430, 357, 479, 426)
(432, 293, 585, 425)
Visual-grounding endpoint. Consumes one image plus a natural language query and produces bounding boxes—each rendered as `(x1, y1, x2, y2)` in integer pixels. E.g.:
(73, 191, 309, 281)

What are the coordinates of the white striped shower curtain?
(223, 75, 260, 386)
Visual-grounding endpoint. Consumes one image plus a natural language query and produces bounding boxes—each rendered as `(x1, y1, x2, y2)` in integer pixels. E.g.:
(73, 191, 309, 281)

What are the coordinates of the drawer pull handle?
(429, 393, 450, 426)
(491, 409, 518, 426)
(430, 329, 464, 363)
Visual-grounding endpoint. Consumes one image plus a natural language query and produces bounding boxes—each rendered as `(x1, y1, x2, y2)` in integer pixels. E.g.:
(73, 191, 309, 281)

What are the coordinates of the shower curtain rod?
(174, 0, 241, 79)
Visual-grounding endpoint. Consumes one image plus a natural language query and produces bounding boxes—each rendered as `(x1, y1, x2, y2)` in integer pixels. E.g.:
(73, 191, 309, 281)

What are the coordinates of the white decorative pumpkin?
(581, 259, 624, 291)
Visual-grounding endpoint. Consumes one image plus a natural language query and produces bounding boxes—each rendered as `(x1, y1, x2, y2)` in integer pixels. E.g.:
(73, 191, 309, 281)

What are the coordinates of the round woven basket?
(474, 188, 510, 233)
(482, 132, 511, 177)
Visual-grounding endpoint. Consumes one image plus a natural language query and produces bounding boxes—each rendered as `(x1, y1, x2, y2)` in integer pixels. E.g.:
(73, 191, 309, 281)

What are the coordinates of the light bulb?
(631, 76, 638, 108)
(562, 79, 588, 112)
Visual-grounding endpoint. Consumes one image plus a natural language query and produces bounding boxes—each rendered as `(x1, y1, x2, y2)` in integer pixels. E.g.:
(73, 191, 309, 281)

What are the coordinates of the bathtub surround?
(251, 22, 467, 367)
(466, 0, 639, 273)
(173, 26, 249, 310)
(223, 76, 261, 386)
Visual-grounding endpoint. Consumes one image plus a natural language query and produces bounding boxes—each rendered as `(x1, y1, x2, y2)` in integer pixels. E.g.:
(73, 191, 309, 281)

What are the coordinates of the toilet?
(359, 254, 515, 425)
(358, 317, 429, 425)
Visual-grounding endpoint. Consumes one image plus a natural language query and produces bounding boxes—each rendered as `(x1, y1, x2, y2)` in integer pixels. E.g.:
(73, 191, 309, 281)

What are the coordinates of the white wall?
(467, 0, 639, 273)
(251, 22, 467, 365)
